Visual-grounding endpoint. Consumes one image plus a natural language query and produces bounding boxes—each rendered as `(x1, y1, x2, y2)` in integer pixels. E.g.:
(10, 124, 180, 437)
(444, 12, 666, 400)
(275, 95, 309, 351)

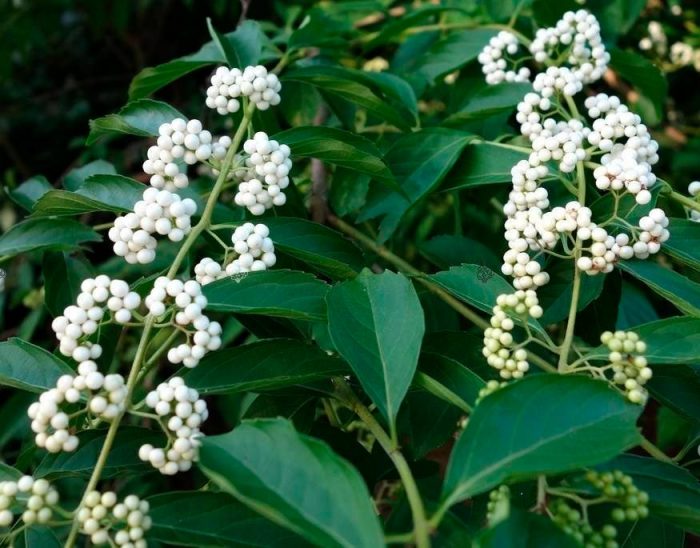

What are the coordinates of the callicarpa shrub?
(1, 2, 700, 547)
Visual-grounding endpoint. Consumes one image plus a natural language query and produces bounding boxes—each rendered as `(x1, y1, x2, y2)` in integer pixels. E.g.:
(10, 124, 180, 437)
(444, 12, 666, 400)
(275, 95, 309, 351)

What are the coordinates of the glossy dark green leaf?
(620, 516, 684, 548)
(16, 526, 62, 548)
(272, 126, 396, 189)
(0, 338, 73, 392)
(532, 0, 579, 26)
(148, 491, 306, 547)
(327, 270, 424, 425)
(282, 65, 415, 131)
(9, 176, 52, 211)
(32, 175, 142, 216)
(203, 270, 329, 320)
(199, 418, 384, 548)
(415, 29, 495, 82)
(628, 317, 700, 365)
(329, 168, 370, 216)
(63, 159, 117, 191)
(609, 48, 667, 119)
(539, 260, 605, 325)
(664, 218, 700, 270)
(42, 252, 93, 317)
(648, 364, 700, 423)
(87, 99, 184, 145)
(600, 454, 700, 534)
(619, 261, 700, 317)
(446, 83, 531, 123)
(359, 128, 473, 240)
(207, 19, 263, 69)
(420, 234, 501, 271)
(0, 218, 101, 257)
(445, 142, 529, 189)
(616, 281, 659, 329)
(35, 427, 162, 478)
(364, 5, 460, 48)
(182, 339, 347, 395)
(475, 508, 578, 548)
(0, 463, 21, 482)
(428, 264, 512, 314)
(261, 217, 364, 279)
(443, 375, 642, 505)
(416, 352, 486, 412)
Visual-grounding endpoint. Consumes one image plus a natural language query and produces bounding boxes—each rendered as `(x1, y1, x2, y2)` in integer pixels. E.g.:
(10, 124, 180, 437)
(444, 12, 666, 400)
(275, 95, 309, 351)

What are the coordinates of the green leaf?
(359, 128, 473, 240)
(616, 281, 659, 329)
(182, 339, 347, 395)
(397, 390, 462, 459)
(443, 375, 642, 505)
(664, 218, 700, 270)
(648, 364, 700, 423)
(420, 234, 501, 271)
(609, 48, 667, 119)
(87, 99, 184, 145)
(327, 270, 424, 425)
(415, 29, 495, 82)
(63, 159, 117, 191)
(0, 218, 101, 257)
(203, 270, 329, 320)
(272, 126, 396, 189)
(43, 252, 93, 317)
(475, 508, 578, 548)
(16, 526, 62, 548)
(0, 463, 22, 482)
(416, 352, 486, 412)
(620, 516, 684, 548)
(619, 261, 700, 317)
(532, 0, 579, 26)
(364, 5, 460, 48)
(148, 491, 306, 547)
(0, 338, 73, 392)
(9, 176, 52, 211)
(626, 317, 700, 365)
(446, 83, 531, 123)
(35, 427, 162, 478)
(539, 261, 605, 325)
(600, 454, 700, 534)
(282, 66, 416, 131)
(445, 142, 529, 190)
(207, 19, 263, 68)
(257, 217, 364, 279)
(198, 418, 384, 548)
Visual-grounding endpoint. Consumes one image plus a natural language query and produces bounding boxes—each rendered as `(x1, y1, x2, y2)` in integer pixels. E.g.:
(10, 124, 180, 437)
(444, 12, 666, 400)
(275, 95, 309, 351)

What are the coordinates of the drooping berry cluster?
(138, 377, 208, 475)
(483, 291, 543, 379)
(0, 477, 59, 527)
(601, 330, 651, 404)
(206, 65, 281, 114)
(51, 276, 140, 361)
(110, 188, 197, 264)
(233, 132, 292, 215)
(29, 361, 127, 453)
(485, 485, 511, 525)
(145, 278, 222, 368)
(77, 491, 151, 547)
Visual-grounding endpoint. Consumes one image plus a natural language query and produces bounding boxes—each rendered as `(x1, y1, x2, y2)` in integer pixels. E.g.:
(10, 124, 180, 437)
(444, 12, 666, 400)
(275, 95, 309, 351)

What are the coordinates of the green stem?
(639, 435, 674, 464)
(668, 190, 700, 213)
(64, 105, 255, 548)
(334, 378, 431, 548)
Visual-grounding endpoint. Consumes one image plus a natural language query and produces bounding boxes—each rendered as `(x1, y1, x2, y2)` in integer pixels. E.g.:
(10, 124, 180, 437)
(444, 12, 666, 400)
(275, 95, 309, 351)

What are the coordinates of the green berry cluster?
(551, 499, 619, 548)
(585, 471, 649, 521)
(476, 380, 507, 404)
(600, 330, 651, 404)
(486, 485, 510, 525)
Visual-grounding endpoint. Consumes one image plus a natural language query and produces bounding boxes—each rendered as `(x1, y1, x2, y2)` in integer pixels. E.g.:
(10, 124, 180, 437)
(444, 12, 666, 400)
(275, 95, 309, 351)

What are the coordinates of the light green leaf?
(182, 339, 347, 395)
(619, 260, 700, 317)
(443, 375, 642, 505)
(326, 270, 424, 426)
(87, 99, 184, 145)
(0, 338, 73, 393)
(0, 218, 101, 257)
(148, 491, 306, 547)
(198, 418, 384, 548)
(203, 270, 329, 320)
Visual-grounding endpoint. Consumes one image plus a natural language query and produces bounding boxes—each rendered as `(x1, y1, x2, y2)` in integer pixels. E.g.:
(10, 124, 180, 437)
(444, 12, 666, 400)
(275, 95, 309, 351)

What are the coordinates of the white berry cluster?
(477, 31, 530, 84)
(601, 331, 651, 404)
(635, 208, 670, 259)
(77, 490, 151, 547)
(483, 291, 543, 379)
(229, 223, 276, 273)
(110, 187, 197, 264)
(145, 277, 222, 368)
(138, 377, 208, 475)
(29, 362, 127, 453)
(143, 118, 230, 191)
(206, 65, 281, 114)
(51, 276, 140, 361)
(476, 379, 507, 404)
(529, 10, 609, 85)
(689, 181, 700, 222)
(0, 477, 59, 527)
(233, 132, 292, 215)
